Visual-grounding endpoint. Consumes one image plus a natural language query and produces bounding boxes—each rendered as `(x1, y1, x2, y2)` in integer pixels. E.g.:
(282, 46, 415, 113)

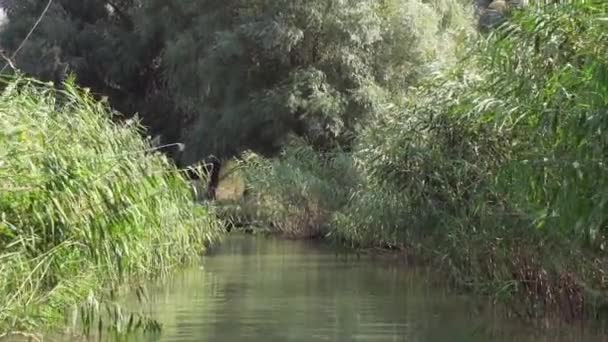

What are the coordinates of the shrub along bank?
(229, 2, 608, 322)
(0, 76, 222, 334)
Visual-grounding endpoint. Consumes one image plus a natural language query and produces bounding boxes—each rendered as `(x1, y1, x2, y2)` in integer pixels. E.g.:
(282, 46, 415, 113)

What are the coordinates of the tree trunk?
(206, 158, 222, 200)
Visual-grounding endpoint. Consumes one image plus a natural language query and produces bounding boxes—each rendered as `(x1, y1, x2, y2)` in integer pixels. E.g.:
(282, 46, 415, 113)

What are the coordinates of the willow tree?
(0, 0, 175, 145)
(140, 0, 472, 161)
(0, 0, 472, 196)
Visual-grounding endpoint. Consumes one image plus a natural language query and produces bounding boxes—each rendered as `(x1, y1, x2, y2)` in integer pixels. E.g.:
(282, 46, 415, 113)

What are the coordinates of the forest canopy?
(0, 0, 473, 166)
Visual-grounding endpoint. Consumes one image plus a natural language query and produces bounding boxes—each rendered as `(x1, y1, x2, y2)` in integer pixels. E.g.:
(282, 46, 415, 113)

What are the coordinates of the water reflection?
(129, 235, 605, 342)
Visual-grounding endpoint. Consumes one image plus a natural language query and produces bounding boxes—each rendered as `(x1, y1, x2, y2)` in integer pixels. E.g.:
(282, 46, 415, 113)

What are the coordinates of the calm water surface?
(121, 235, 605, 342)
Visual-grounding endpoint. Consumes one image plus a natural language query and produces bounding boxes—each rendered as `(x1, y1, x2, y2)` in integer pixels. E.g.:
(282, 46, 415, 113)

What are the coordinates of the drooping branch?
(105, 0, 134, 30)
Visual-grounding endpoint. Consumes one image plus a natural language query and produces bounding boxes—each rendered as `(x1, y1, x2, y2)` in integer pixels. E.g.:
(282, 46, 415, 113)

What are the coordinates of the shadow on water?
(34, 234, 608, 342)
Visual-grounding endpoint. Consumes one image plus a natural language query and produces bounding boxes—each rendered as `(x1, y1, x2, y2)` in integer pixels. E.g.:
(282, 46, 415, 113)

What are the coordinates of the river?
(104, 234, 605, 342)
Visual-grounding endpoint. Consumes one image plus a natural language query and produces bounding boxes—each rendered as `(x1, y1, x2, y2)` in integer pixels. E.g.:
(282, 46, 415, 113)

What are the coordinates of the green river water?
(112, 235, 605, 342)
(18, 235, 607, 341)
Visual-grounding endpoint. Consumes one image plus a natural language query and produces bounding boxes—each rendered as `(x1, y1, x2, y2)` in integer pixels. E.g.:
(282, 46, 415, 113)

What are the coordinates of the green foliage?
(478, 1, 608, 248)
(11, 0, 608, 325)
(155, 0, 473, 162)
(0, 76, 221, 333)
(339, 0, 608, 319)
(236, 138, 357, 238)
(238, 0, 608, 320)
(0, 0, 473, 165)
(0, 0, 178, 156)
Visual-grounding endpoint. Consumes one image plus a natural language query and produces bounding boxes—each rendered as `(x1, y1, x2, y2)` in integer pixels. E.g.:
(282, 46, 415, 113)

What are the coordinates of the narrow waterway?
(118, 235, 606, 342)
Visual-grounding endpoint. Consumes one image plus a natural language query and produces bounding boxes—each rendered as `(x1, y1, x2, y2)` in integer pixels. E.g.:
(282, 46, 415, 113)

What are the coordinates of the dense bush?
(0, 77, 222, 332)
(240, 1, 608, 320)
(234, 139, 357, 238)
(229, 0, 474, 236)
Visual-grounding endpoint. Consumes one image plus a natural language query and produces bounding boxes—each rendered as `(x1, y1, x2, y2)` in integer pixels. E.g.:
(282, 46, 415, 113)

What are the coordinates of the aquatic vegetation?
(0, 76, 222, 333)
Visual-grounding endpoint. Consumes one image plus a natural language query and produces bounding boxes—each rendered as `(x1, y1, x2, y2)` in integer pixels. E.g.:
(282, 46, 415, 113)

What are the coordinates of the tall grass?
(0, 76, 222, 334)
(338, 0, 608, 320)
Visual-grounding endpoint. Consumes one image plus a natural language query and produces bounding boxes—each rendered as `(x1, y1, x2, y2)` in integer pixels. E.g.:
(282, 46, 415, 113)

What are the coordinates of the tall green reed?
(338, 0, 608, 320)
(0, 76, 222, 333)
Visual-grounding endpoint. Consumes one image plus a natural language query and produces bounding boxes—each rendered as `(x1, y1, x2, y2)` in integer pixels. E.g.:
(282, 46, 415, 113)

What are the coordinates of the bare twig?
(0, 0, 53, 74)
(0, 50, 14, 71)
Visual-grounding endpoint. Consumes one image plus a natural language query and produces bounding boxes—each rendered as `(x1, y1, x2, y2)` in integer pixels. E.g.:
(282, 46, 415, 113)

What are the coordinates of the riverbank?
(223, 147, 607, 324)
(0, 77, 222, 335)
(219, 2, 608, 323)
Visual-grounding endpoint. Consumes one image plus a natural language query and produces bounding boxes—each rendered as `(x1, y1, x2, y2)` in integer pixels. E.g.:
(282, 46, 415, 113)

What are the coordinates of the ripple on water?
(126, 236, 608, 342)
